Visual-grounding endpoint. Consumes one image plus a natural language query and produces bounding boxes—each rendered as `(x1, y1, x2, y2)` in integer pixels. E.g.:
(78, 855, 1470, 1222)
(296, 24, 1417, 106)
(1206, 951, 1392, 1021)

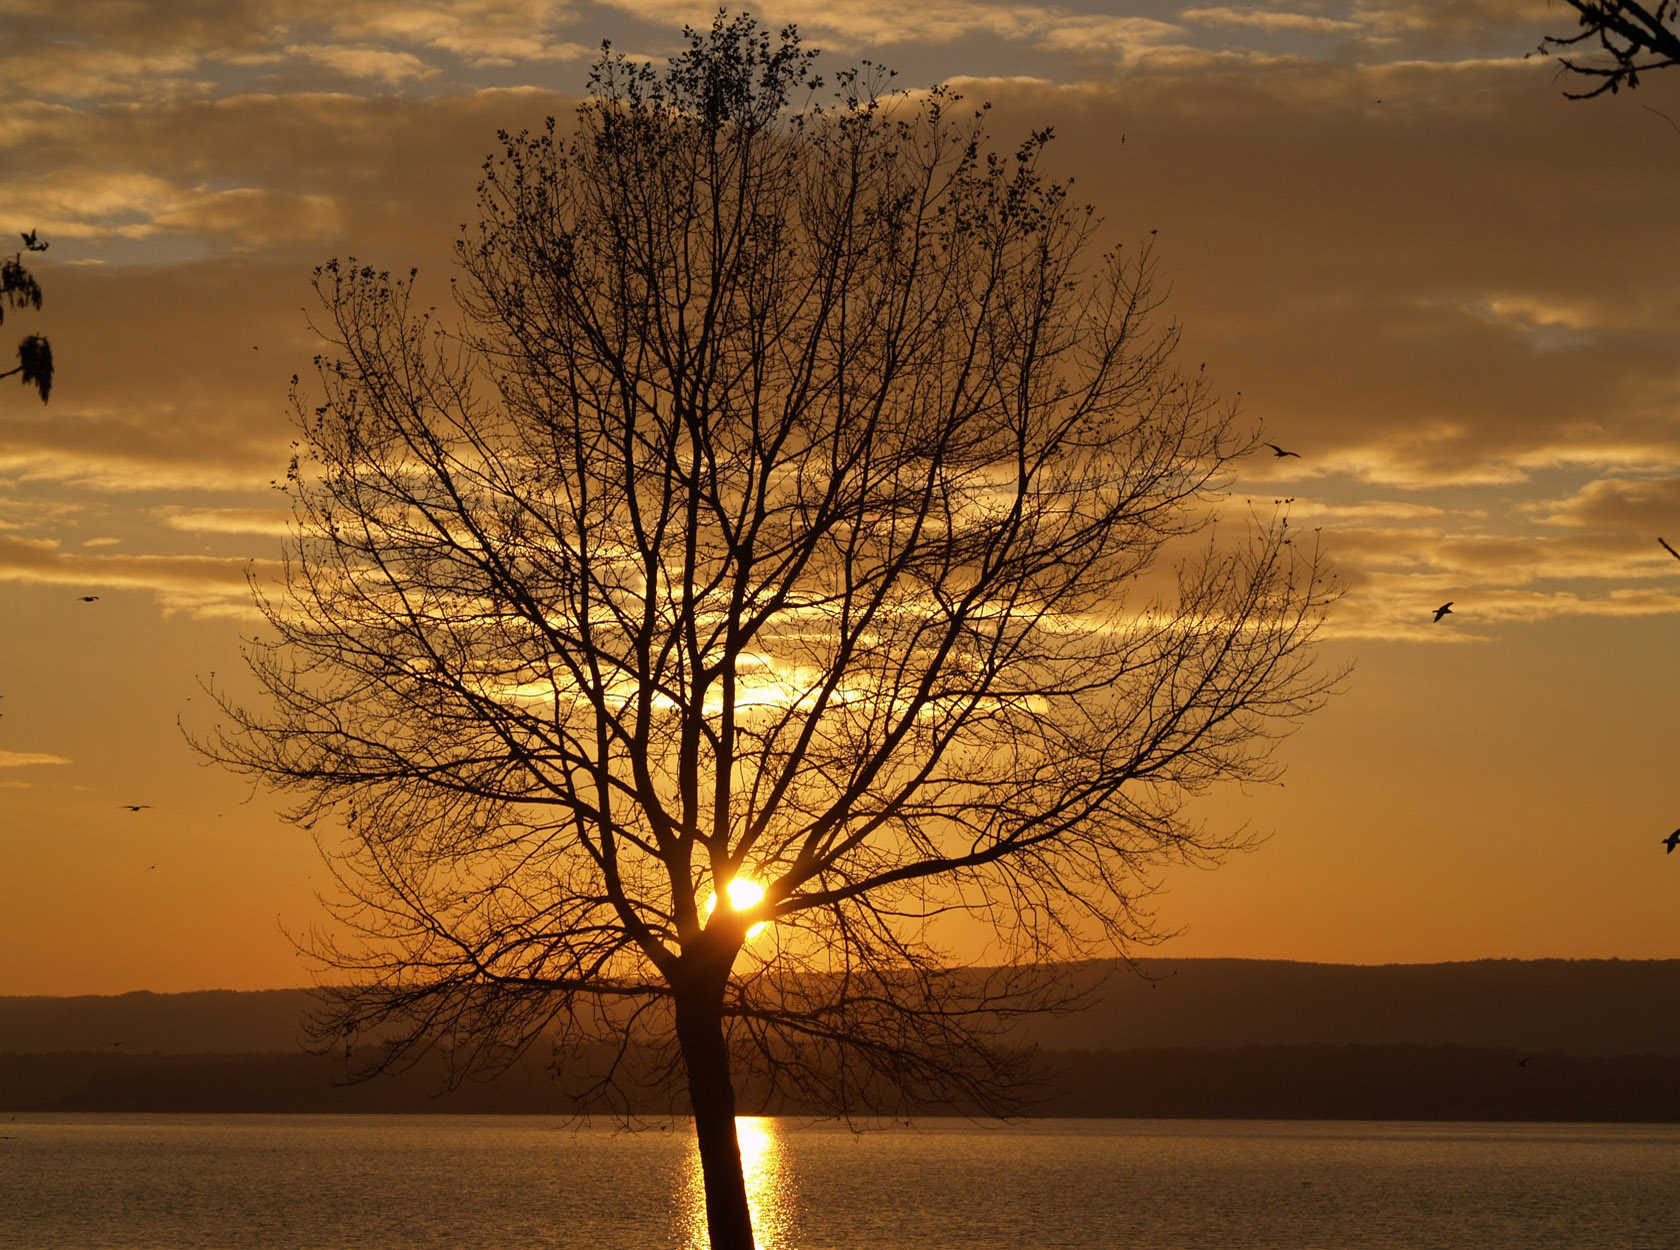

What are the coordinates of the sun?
(704, 877, 769, 938)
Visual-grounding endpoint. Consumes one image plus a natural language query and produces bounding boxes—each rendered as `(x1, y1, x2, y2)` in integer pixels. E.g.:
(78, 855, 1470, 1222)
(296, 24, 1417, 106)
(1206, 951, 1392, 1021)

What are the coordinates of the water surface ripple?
(4, 1114, 1675, 1249)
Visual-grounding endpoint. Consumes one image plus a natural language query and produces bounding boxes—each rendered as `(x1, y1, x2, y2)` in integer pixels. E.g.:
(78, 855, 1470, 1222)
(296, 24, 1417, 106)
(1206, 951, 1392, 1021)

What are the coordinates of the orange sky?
(3, 0, 1678, 995)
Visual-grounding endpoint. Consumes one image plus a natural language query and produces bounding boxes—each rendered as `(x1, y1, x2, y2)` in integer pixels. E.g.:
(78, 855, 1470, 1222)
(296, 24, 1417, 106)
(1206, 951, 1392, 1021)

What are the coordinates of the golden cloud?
(1183, 7, 1362, 36)
(0, 537, 278, 617)
(322, 0, 589, 65)
(0, 169, 343, 248)
(0, 45, 211, 103)
(155, 506, 293, 536)
(6, 0, 1679, 653)
(0, 750, 73, 768)
(1530, 478, 1680, 532)
(282, 44, 443, 85)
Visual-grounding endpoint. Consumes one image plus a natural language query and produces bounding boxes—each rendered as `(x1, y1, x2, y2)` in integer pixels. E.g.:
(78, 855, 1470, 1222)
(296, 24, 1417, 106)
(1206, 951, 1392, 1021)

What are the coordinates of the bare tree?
(1540, 0, 1680, 96)
(2, 230, 52, 403)
(200, 16, 1337, 1249)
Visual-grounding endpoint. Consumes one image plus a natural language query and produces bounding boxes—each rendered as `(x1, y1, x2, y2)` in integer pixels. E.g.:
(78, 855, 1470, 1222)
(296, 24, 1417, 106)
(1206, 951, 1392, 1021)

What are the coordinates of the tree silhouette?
(1540, 0, 1680, 96)
(2, 230, 52, 402)
(199, 16, 1338, 1248)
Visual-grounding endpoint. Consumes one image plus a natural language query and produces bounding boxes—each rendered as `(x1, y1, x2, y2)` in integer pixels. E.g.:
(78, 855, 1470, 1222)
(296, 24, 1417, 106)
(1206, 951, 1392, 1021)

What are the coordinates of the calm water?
(2, 1114, 1676, 1249)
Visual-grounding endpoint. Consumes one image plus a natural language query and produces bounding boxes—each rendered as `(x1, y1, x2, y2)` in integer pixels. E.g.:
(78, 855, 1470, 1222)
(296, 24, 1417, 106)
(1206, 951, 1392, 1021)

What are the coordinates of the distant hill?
(5, 959, 1677, 1120)
(5, 959, 1677, 1057)
(1020, 958, 1680, 1056)
(0, 988, 315, 1056)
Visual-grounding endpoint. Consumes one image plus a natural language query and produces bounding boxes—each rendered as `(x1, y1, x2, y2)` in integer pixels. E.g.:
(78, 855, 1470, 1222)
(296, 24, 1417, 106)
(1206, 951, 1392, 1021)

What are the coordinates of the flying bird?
(21, 228, 43, 250)
(1433, 602, 1453, 622)
(1664, 829, 1680, 854)
(75, 595, 100, 602)
(1265, 442, 1302, 459)
(119, 804, 152, 812)
(1660, 537, 1680, 562)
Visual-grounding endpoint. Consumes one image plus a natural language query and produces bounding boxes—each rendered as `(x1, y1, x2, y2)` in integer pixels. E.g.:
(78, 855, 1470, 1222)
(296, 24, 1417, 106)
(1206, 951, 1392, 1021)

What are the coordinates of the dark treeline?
(1034, 1045, 1680, 1122)
(6, 1043, 1680, 1122)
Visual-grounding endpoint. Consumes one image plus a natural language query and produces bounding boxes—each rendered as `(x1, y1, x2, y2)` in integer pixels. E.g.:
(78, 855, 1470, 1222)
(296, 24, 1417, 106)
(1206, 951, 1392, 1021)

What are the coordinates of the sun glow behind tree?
(705, 879, 769, 939)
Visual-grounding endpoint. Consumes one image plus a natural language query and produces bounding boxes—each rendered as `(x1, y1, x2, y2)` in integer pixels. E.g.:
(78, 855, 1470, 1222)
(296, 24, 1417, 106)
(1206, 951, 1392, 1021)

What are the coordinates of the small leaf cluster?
(1, 230, 52, 403)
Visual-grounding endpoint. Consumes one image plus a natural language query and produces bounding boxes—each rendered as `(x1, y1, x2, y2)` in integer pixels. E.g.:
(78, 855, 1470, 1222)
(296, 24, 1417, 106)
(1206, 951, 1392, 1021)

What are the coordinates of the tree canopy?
(202, 15, 1337, 1247)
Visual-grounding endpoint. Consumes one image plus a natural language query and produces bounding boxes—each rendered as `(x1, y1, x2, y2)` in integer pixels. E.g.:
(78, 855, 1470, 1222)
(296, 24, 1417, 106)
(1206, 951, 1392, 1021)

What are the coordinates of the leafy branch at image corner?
(1540, 0, 1680, 97)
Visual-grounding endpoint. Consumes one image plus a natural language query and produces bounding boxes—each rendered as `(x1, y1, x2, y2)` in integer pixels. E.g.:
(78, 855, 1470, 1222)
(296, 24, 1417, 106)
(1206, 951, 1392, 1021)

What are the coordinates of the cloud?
(1530, 478, 1680, 533)
(1033, 16, 1191, 58)
(1471, 292, 1620, 335)
(592, 0, 1051, 48)
(1298, 512, 1680, 639)
(0, 409, 288, 495)
(0, 536, 275, 617)
(0, 0, 1579, 114)
(1330, 523, 1669, 579)
(0, 45, 212, 103)
(1, 0, 591, 106)
(0, 169, 344, 249)
(6, 89, 546, 265)
(1319, 571, 1680, 641)
(156, 506, 292, 536)
(1183, 7, 1363, 36)
(0, 450, 277, 495)
(579, 0, 1553, 68)
(0, 495, 84, 532)
(984, 67, 1680, 487)
(0, 99, 85, 150)
(1443, 584, 1680, 623)
(1233, 495, 1461, 524)
(317, 0, 590, 66)
(1353, 0, 1555, 41)
(368, 0, 588, 42)
(1352, 593, 1680, 639)
(0, 750, 73, 767)
(5, 0, 1678, 654)
(282, 44, 443, 85)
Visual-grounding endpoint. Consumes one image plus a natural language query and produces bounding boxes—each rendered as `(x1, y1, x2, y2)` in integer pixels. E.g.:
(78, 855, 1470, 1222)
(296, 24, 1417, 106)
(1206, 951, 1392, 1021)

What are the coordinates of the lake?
(3, 1114, 1676, 1248)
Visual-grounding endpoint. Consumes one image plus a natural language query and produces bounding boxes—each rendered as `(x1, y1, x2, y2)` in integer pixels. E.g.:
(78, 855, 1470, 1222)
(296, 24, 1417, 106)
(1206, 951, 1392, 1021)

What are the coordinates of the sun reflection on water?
(675, 1116, 796, 1249)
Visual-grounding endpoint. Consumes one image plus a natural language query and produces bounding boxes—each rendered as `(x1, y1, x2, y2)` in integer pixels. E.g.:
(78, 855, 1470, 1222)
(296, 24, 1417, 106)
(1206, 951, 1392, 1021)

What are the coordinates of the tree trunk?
(674, 968, 755, 1250)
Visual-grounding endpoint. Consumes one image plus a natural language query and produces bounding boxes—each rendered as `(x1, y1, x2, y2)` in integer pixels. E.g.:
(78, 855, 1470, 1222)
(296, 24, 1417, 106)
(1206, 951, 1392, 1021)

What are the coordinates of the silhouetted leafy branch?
(1, 230, 52, 403)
